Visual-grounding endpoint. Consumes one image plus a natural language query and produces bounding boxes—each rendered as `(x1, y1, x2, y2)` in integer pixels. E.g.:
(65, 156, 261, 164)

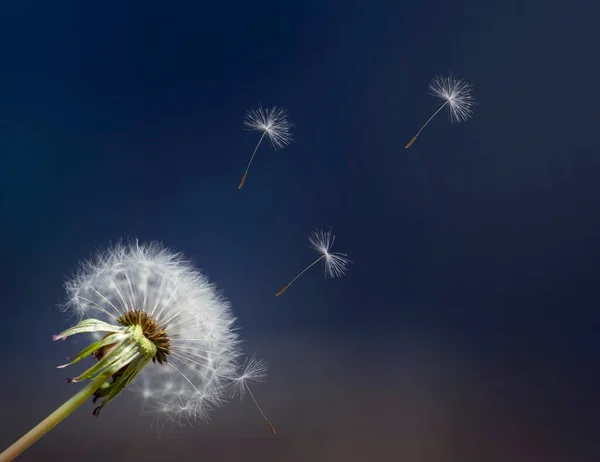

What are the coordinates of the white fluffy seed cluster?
(63, 242, 253, 426)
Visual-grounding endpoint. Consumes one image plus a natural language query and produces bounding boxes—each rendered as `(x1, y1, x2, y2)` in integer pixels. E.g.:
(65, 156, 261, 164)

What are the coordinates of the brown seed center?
(117, 309, 171, 364)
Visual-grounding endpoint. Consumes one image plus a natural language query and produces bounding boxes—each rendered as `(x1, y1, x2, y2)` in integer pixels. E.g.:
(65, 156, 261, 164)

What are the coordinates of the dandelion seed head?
(428, 74, 475, 123)
(308, 229, 351, 278)
(62, 241, 261, 425)
(244, 106, 293, 150)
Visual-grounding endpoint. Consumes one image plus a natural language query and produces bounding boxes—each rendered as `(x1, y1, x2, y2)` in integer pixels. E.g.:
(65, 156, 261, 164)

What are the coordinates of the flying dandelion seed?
(405, 74, 475, 149)
(230, 356, 276, 434)
(276, 229, 351, 296)
(0, 241, 273, 461)
(238, 105, 293, 189)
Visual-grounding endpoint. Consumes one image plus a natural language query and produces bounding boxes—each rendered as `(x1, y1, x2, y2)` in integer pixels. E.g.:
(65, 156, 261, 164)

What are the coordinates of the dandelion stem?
(405, 100, 449, 148)
(277, 255, 325, 295)
(0, 371, 113, 462)
(239, 131, 267, 189)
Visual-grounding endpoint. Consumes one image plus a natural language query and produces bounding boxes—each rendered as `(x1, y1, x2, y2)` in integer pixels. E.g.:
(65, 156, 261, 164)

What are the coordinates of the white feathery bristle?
(308, 229, 351, 278)
(62, 241, 259, 426)
(244, 106, 293, 150)
(428, 74, 475, 123)
(230, 356, 268, 400)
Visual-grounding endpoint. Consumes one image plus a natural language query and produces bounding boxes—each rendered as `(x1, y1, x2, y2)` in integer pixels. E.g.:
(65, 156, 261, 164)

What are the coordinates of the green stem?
(0, 372, 112, 462)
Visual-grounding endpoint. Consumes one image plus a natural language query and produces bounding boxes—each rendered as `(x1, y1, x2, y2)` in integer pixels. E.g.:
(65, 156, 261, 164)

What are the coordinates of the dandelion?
(0, 241, 272, 461)
(276, 229, 350, 296)
(405, 74, 475, 148)
(238, 106, 293, 189)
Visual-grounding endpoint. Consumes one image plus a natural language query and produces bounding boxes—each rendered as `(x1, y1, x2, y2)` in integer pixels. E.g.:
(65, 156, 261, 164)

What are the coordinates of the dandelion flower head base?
(54, 317, 161, 417)
(117, 309, 171, 364)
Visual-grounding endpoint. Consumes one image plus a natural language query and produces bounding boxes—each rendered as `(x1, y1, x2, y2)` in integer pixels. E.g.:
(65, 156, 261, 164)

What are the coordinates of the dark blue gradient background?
(1, 1, 598, 461)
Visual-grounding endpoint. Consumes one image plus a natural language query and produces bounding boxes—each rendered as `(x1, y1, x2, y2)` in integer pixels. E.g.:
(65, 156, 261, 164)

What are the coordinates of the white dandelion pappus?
(405, 74, 475, 148)
(276, 229, 351, 296)
(1, 242, 281, 460)
(59, 242, 242, 425)
(245, 106, 293, 150)
(238, 105, 293, 189)
(428, 74, 475, 123)
(231, 356, 268, 400)
(308, 229, 351, 279)
(230, 356, 276, 434)
(53, 241, 273, 429)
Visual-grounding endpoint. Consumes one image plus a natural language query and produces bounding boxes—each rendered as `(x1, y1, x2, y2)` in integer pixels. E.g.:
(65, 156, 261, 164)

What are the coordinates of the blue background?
(1, 1, 598, 460)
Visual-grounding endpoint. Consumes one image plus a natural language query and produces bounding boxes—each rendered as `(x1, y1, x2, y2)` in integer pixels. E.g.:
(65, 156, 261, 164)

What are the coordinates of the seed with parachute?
(276, 229, 351, 296)
(238, 106, 293, 189)
(230, 356, 276, 434)
(405, 74, 475, 148)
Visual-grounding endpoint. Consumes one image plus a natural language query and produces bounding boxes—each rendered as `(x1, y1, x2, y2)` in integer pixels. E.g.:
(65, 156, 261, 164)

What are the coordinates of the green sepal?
(92, 380, 115, 398)
(94, 356, 152, 411)
(57, 333, 126, 369)
(54, 318, 124, 341)
(70, 339, 136, 383)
